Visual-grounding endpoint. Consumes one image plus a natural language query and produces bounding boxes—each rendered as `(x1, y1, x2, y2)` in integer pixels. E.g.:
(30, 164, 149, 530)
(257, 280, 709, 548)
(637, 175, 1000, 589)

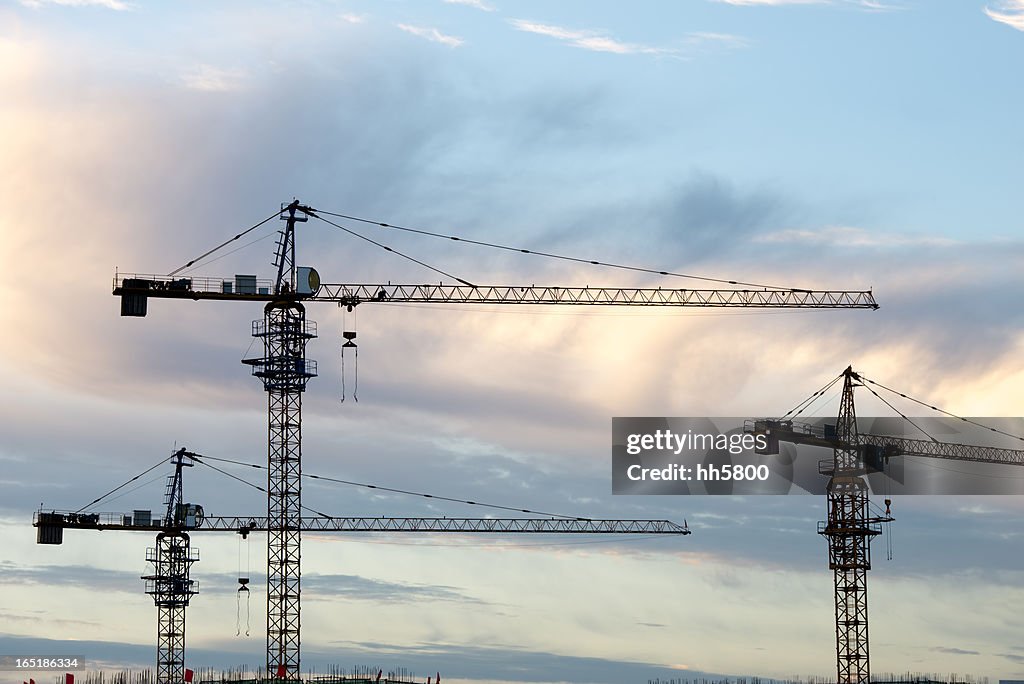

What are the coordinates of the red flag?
(66, 675, 75, 684)
(30, 678, 36, 684)
(185, 669, 194, 683)
(375, 670, 382, 683)
(275, 664, 286, 679)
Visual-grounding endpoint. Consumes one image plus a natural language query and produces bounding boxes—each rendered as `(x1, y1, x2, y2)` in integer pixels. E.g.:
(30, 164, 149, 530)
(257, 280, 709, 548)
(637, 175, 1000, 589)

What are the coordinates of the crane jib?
(113, 273, 879, 315)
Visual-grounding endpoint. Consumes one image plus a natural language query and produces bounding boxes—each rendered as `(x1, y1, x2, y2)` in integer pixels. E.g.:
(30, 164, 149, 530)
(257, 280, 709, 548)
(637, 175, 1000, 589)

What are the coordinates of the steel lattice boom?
(35, 512, 690, 535)
(114, 274, 879, 310)
(858, 434, 1024, 465)
(750, 419, 1024, 467)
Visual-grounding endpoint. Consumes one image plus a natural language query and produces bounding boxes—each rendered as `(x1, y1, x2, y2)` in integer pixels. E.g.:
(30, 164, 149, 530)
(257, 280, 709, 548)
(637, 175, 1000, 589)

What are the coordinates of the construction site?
(3, 4, 1023, 684)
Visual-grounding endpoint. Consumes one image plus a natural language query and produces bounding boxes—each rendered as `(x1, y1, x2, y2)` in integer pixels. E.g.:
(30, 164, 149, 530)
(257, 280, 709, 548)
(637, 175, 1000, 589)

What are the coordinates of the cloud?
(985, 1, 1024, 30)
(639, 173, 786, 260)
(0, 561, 142, 593)
(712, 0, 902, 9)
(684, 31, 750, 49)
(508, 19, 678, 56)
(756, 225, 957, 248)
(396, 23, 464, 48)
(854, 0, 904, 10)
(931, 646, 981, 656)
(339, 13, 366, 24)
(322, 640, 726, 684)
(443, 0, 496, 11)
(712, 0, 827, 5)
(20, 0, 130, 9)
(303, 572, 488, 605)
(180, 65, 247, 92)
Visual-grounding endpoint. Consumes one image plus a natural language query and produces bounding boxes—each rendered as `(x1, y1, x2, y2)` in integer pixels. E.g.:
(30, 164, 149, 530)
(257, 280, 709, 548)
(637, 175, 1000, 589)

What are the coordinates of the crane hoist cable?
(341, 307, 357, 403)
(236, 534, 251, 637)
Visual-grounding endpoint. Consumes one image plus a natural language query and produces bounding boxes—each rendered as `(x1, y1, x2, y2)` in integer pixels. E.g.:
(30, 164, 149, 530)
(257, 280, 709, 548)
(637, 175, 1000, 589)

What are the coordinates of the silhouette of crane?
(107, 200, 879, 680)
(36, 447, 689, 684)
(751, 366, 1024, 684)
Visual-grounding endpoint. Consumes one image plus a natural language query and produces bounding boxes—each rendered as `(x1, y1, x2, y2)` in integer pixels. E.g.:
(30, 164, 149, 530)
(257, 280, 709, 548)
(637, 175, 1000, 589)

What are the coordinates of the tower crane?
(35, 449, 689, 684)
(108, 200, 879, 680)
(750, 366, 1024, 684)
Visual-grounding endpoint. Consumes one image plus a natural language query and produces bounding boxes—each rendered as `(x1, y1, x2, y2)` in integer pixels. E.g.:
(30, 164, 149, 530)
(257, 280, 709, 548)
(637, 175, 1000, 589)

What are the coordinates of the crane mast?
(237, 203, 317, 678)
(144, 448, 200, 684)
(819, 367, 890, 684)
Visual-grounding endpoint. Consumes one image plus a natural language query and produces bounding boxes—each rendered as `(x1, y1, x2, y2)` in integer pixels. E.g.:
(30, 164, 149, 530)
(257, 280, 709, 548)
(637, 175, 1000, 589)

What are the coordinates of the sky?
(2, 1, 1024, 683)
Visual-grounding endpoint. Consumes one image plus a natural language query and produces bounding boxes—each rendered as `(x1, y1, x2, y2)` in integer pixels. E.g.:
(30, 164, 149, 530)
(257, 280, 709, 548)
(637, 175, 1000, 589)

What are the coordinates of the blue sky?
(2, 1, 1024, 683)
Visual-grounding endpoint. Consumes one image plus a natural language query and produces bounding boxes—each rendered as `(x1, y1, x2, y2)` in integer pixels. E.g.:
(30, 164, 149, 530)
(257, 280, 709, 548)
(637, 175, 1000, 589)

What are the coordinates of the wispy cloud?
(444, 0, 496, 11)
(985, 0, 1024, 30)
(509, 19, 678, 55)
(180, 65, 247, 92)
(931, 646, 981, 656)
(303, 572, 488, 604)
(684, 31, 750, 50)
(756, 226, 957, 248)
(20, 0, 130, 9)
(713, 0, 902, 9)
(712, 0, 826, 5)
(853, 0, 904, 11)
(339, 12, 366, 24)
(397, 23, 464, 48)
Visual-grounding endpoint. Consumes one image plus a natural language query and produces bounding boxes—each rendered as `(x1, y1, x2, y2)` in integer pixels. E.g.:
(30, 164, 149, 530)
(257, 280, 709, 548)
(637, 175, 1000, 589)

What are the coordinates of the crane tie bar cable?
(781, 373, 844, 420)
(858, 374, 1024, 444)
(75, 455, 172, 513)
(195, 453, 594, 521)
(859, 382, 938, 443)
(310, 206, 818, 292)
(190, 457, 334, 518)
(168, 207, 285, 277)
(307, 211, 476, 288)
